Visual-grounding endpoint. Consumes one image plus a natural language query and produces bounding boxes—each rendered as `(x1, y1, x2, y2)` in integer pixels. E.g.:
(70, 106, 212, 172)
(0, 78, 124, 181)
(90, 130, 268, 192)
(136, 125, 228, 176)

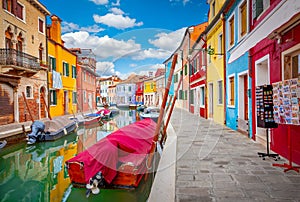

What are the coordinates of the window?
(218, 33, 223, 56)
(190, 90, 194, 104)
(83, 90, 86, 103)
(63, 62, 69, 76)
(184, 90, 187, 100)
(184, 64, 187, 75)
(240, 1, 247, 38)
(72, 65, 76, 78)
(50, 90, 57, 105)
(200, 86, 205, 106)
(72, 92, 77, 104)
(49, 56, 56, 71)
(150, 83, 153, 89)
(83, 71, 86, 81)
(25, 86, 33, 98)
(229, 16, 235, 46)
(129, 86, 132, 91)
(284, 51, 300, 80)
(3, 0, 13, 13)
(217, 80, 223, 104)
(16, 2, 24, 20)
(252, 0, 269, 20)
(211, 1, 215, 17)
(229, 76, 235, 106)
(38, 18, 44, 33)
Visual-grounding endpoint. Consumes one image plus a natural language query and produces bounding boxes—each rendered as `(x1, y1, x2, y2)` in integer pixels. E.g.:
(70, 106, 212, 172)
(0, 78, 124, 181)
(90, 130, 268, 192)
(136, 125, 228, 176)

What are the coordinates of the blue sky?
(39, 0, 209, 79)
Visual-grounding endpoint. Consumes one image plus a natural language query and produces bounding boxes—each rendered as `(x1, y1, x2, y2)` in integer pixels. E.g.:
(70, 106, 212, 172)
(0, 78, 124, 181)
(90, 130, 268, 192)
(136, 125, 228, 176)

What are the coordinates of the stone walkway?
(170, 108, 300, 202)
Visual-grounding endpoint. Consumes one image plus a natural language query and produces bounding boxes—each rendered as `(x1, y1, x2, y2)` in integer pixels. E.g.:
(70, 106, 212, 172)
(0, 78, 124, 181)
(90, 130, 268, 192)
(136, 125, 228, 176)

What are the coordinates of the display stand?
(257, 128, 279, 160)
(256, 85, 279, 161)
(273, 125, 300, 172)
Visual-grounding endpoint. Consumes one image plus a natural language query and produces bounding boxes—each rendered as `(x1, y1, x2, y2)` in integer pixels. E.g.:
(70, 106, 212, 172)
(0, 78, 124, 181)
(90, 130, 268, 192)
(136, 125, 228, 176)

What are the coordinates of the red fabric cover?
(66, 118, 156, 184)
(96, 109, 111, 115)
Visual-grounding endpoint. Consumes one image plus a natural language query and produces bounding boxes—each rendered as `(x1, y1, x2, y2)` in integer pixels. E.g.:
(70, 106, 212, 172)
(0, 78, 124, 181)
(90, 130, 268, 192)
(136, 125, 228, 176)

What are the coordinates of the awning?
(228, 0, 300, 64)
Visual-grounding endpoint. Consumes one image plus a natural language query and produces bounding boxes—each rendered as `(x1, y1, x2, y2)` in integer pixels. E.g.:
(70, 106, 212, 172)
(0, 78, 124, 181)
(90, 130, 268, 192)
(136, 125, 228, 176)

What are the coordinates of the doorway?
(208, 83, 214, 118)
(64, 90, 68, 115)
(238, 72, 249, 134)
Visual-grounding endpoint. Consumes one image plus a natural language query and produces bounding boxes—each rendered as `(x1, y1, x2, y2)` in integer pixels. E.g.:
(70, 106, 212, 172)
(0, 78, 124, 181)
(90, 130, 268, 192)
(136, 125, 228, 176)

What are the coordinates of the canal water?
(0, 109, 159, 202)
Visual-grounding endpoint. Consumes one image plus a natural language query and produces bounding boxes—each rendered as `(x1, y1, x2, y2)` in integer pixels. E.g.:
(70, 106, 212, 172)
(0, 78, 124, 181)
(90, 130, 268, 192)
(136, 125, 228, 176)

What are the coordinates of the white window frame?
(281, 44, 300, 80)
(16, 1, 25, 22)
(200, 84, 205, 107)
(228, 74, 235, 108)
(218, 33, 223, 58)
(228, 13, 235, 50)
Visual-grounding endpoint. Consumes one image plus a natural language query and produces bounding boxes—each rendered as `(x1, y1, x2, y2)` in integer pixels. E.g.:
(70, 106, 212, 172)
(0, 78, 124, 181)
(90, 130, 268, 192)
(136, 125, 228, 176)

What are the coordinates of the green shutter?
(66, 63, 69, 76)
(53, 58, 56, 71)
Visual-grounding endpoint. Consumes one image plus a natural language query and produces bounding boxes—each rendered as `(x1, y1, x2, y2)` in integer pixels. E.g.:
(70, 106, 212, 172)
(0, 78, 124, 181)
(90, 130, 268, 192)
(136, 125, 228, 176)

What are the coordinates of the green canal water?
(0, 109, 159, 202)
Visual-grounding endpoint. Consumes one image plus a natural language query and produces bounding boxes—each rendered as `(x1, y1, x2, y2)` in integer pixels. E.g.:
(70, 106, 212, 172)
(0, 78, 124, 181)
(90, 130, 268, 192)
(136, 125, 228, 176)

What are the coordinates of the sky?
(39, 0, 209, 79)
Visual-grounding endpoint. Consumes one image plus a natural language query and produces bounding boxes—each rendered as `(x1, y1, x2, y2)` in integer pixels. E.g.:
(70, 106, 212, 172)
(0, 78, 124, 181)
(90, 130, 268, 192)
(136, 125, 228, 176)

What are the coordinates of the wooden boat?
(66, 118, 157, 194)
(139, 106, 160, 123)
(26, 116, 78, 144)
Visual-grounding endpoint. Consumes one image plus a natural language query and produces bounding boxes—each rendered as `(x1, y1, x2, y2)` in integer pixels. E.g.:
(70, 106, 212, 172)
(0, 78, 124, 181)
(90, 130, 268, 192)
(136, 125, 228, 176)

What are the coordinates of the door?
(244, 75, 248, 120)
(0, 83, 14, 125)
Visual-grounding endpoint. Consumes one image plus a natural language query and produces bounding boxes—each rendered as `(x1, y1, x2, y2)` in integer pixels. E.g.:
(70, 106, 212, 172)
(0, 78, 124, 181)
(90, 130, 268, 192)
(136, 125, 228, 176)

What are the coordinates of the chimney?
(49, 15, 62, 44)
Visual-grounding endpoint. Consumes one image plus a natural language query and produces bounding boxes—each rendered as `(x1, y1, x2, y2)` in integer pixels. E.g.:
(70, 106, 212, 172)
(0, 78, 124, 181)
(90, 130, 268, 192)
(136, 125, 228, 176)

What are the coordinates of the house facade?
(47, 15, 77, 117)
(154, 68, 166, 107)
(70, 48, 97, 113)
(135, 80, 144, 105)
(0, 0, 50, 125)
(116, 74, 141, 107)
(225, 0, 251, 136)
(144, 77, 156, 106)
(189, 22, 208, 117)
(206, 0, 227, 125)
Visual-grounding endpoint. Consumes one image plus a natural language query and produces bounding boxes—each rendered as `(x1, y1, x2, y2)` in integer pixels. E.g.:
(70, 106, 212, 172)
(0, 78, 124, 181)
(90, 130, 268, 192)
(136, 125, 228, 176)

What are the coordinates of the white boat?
(139, 106, 160, 123)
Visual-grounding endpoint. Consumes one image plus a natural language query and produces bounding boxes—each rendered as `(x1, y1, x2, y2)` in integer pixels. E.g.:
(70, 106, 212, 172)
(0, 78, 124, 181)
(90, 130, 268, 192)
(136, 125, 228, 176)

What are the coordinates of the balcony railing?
(0, 48, 41, 70)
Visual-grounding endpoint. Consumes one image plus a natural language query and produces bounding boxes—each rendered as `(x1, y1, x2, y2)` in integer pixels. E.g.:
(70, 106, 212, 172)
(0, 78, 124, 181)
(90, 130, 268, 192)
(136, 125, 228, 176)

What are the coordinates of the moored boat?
(139, 106, 160, 123)
(26, 117, 78, 144)
(65, 118, 157, 195)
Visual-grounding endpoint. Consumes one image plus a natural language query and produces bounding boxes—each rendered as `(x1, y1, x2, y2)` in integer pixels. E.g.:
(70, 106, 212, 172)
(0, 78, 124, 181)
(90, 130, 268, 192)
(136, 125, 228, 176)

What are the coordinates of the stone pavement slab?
(170, 108, 300, 202)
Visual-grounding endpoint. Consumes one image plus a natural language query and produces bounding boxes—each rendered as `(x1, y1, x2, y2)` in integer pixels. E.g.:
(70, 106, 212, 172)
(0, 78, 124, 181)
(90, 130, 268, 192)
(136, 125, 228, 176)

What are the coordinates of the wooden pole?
(22, 92, 34, 122)
(146, 53, 178, 169)
(162, 75, 183, 138)
(41, 93, 52, 120)
(165, 95, 173, 113)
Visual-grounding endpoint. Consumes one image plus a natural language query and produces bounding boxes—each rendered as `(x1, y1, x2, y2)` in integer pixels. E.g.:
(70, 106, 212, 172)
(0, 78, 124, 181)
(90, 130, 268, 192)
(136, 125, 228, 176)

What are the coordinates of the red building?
(249, 0, 300, 164)
(70, 48, 98, 113)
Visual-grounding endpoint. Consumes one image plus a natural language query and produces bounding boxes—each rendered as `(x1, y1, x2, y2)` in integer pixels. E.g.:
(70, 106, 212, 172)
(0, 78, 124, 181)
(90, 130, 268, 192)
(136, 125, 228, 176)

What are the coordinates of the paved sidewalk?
(169, 108, 300, 202)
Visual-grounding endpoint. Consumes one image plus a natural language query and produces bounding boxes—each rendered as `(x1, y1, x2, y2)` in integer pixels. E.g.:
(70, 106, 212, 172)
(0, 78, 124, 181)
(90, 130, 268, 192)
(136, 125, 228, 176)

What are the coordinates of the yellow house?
(47, 15, 77, 117)
(144, 78, 156, 106)
(206, 0, 226, 125)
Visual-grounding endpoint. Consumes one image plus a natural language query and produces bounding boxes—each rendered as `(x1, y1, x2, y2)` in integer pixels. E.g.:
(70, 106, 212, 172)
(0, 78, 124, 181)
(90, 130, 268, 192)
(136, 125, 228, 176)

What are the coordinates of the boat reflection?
(0, 109, 154, 202)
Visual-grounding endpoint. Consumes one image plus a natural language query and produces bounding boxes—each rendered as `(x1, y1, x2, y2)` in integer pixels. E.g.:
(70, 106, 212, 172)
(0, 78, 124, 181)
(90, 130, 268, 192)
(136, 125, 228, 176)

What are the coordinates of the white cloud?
(93, 13, 143, 29)
(131, 48, 170, 60)
(96, 61, 116, 76)
(148, 27, 186, 52)
(62, 31, 141, 59)
(61, 22, 104, 33)
(89, 0, 109, 5)
(110, 7, 124, 15)
(112, 0, 120, 6)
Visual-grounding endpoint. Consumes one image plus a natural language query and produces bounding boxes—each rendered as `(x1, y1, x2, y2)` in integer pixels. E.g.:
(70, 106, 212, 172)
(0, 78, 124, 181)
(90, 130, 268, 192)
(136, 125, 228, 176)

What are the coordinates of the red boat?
(66, 118, 157, 192)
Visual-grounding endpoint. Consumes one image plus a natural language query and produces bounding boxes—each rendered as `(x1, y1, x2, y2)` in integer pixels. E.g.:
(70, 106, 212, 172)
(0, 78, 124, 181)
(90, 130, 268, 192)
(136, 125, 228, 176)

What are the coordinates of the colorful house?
(224, 0, 251, 136)
(205, 0, 228, 125)
(0, 0, 50, 124)
(154, 68, 166, 107)
(116, 74, 142, 107)
(246, 0, 300, 164)
(189, 22, 208, 118)
(144, 77, 156, 106)
(135, 80, 144, 105)
(47, 15, 77, 117)
(108, 85, 117, 106)
(70, 48, 98, 113)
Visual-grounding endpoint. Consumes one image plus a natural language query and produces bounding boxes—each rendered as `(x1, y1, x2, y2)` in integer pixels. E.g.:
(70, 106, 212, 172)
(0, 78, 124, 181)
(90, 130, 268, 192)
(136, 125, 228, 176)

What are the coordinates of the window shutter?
(53, 58, 56, 71)
(66, 63, 69, 76)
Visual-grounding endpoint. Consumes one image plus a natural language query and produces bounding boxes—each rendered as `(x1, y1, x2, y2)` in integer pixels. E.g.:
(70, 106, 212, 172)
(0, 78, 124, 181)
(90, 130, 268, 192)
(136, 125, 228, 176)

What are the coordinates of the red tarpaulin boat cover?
(66, 118, 157, 184)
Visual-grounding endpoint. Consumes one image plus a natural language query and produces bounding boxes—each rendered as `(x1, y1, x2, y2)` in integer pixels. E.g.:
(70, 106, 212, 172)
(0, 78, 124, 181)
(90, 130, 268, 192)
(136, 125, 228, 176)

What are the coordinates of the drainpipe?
(222, 13, 227, 125)
(45, 16, 50, 119)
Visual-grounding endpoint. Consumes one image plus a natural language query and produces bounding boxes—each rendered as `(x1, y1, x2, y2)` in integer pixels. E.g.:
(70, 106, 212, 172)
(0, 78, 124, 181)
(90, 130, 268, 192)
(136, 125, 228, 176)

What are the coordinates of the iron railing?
(0, 48, 41, 70)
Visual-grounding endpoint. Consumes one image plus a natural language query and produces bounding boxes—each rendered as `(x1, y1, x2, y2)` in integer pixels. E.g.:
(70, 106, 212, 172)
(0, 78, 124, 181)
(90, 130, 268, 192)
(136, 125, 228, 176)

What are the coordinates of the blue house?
(225, 0, 252, 137)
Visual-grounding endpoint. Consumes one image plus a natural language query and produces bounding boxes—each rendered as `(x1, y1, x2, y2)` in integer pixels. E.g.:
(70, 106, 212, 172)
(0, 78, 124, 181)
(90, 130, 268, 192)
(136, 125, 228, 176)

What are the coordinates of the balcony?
(0, 49, 42, 77)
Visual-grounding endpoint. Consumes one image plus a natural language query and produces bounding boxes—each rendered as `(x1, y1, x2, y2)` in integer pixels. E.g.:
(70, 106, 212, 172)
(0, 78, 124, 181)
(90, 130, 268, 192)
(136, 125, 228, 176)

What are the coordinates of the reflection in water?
(0, 109, 156, 202)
